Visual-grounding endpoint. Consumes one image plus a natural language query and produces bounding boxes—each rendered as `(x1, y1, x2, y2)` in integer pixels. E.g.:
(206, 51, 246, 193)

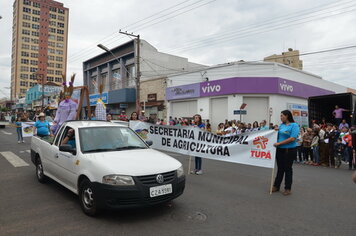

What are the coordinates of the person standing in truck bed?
(332, 105, 349, 126)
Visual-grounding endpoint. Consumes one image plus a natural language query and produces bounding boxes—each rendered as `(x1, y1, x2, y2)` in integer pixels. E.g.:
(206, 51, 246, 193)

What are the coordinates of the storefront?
(85, 88, 136, 118)
(166, 77, 335, 128)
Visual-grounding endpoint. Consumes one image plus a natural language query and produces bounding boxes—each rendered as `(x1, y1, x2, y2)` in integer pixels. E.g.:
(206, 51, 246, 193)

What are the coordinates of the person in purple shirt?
(339, 119, 349, 130)
(333, 105, 349, 126)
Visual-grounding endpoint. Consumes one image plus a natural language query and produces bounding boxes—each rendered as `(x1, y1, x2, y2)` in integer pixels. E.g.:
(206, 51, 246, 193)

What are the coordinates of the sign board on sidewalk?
(233, 110, 247, 115)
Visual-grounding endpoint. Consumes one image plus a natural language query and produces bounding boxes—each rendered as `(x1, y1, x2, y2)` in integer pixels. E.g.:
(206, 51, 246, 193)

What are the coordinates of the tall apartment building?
(11, 0, 69, 100)
(264, 48, 303, 70)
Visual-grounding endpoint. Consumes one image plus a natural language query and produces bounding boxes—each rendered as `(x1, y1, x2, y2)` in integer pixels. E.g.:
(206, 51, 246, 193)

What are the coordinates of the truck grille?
(136, 171, 176, 185)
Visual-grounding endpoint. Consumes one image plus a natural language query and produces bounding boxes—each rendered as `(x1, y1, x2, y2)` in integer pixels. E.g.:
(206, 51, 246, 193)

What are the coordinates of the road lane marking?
(1, 131, 12, 135)
(0, 151, 29, 167)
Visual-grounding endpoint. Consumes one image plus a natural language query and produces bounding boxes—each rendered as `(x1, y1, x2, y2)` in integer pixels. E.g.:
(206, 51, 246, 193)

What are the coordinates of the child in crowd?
(334, 138, 345, 168)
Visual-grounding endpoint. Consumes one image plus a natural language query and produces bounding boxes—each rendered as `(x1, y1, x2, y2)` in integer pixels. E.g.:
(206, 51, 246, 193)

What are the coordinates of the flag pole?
(269, 160, 276, 195)
(188, 156, 192, 175)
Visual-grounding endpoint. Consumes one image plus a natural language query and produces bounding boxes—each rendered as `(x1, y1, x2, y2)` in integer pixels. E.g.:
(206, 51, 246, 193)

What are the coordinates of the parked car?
(31, 120, 185, 216)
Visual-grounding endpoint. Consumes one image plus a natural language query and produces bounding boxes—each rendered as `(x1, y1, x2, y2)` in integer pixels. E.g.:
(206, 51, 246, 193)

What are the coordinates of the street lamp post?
(98, 39, 141, 114)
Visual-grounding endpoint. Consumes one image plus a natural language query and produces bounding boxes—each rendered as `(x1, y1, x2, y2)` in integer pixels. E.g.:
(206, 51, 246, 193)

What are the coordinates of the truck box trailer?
(308, 93, 356, 127)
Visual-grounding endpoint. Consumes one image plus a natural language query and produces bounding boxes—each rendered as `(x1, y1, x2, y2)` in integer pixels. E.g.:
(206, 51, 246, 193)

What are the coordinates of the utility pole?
(119, 30, 141, 115)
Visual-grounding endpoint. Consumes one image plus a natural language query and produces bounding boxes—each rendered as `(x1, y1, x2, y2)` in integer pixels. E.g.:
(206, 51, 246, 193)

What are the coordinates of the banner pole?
(269, 160, 276, 195)
(188, 156, 192, 175)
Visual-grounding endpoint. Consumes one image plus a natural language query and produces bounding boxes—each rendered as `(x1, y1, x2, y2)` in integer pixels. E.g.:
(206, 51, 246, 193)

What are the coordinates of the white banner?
(130, 121, 278, 169)
(22, 122, 35, 138)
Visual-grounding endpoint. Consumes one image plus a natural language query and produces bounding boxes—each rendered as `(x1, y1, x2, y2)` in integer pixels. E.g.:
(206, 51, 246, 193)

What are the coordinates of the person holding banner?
(33, 113, 53, 138)
(272, 110, 300, 196)
(16, 117, 24, 143)
(191, 114, 205, 175)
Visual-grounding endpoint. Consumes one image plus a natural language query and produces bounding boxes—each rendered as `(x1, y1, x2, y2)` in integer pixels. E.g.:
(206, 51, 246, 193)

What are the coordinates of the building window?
(56, 50, 63, 55)
(21, 44, 30, 49)
(57, 22, 64, 28)
(49, 14, 56, 19)
(55, 64, 63, 69)
(21, 36, 30, 43)
(20, 74, 29, 79)
(30, 74, 37, 80)
(57, 36, 64, 41)
(57, 29, 64, 35)
(49, 34, 56, 40)
(126, 65, 136, 88)
(22, 22, 31, 28)
(55, 56, 63, 62)
(32, 24, 40, 29)
(48, 62, 54, 68)
(23, 0, 31, 6)
(30, 60, 38, 65)
(49, 7, 57, 12)
(48, 48, 55, 54)
(49, 21, 56, 26)
(47, 70, 54, 75)
(31, 38, 39, 44)
(20, 66, 29, 72)
(48, 55, 55, 60)
(22, 29, 30, 35)
(47, 76, 54, 82)
(23, 7, 31, 13)
(55, 70, 62, 75)
(29, 82, 34, 87)
(21, 51, 29, 57)
(32, 9, 40, 15)
(55, 77, 62, 82)
(58, 15, 65, 21)
(32, 16, 40, 22)
(30, 53, 38, 58)
(30, 67, 37, 72)
(20, 81, 28, 86)
(23, 14, 31, 20)
(56, 43, 64, 48)
(48, 41, 55, 47)
(31, 45, 39, 51)
(31, 31, 39, 37)
(32, 2, 40, 8)
(58, 9, 65, 14)
(20, 89, 27, 93)
(49, 28, 56, 33)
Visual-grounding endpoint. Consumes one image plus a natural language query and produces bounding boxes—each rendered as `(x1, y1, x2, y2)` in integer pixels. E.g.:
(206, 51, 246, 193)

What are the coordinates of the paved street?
(0, 126, 355, 236)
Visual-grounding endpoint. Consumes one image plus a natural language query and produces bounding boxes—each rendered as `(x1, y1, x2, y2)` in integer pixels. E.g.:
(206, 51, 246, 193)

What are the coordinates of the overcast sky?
(1, 0, 356, 98)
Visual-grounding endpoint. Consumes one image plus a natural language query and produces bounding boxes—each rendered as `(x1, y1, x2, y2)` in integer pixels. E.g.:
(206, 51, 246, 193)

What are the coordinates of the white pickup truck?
(31, 121, 185, 216)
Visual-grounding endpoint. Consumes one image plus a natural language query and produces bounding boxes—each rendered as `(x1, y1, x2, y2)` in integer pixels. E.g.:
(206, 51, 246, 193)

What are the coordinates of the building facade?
(166, 62, 349, 128)
(83, 40, 204, 117)
(264, 48, 303, 70)
(11, 0, 69, 100)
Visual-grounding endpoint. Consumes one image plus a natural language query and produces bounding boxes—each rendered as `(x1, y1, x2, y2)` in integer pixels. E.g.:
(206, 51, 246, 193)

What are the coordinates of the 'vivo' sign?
(279, 81, 294, 93)
(201, 83, 221, 93)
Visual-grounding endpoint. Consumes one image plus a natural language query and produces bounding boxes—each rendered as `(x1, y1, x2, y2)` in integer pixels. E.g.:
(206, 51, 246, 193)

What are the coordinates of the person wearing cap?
(33, 113, 53, 137)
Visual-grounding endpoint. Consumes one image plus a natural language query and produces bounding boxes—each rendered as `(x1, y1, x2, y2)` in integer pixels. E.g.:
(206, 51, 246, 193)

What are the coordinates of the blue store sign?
(89, 92, 108, 106)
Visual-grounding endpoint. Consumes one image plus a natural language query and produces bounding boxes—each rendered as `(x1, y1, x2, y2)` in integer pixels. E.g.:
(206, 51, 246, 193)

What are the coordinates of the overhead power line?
(68, 0, 215, 63)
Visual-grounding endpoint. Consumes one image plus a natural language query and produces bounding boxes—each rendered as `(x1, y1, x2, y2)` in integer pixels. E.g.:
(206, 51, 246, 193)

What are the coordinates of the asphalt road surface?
(0, 126, 355, 236)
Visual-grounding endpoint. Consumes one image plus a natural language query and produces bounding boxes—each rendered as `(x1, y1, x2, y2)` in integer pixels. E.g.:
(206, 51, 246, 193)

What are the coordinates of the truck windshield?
(79, 127, 148, 153)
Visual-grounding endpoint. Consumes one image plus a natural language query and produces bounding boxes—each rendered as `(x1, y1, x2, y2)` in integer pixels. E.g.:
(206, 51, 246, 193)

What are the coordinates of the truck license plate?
(150, 184, 172, 198)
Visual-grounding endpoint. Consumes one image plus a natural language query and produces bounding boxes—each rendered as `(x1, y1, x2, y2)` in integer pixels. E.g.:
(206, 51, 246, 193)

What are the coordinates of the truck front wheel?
(79, 179, 99, 216)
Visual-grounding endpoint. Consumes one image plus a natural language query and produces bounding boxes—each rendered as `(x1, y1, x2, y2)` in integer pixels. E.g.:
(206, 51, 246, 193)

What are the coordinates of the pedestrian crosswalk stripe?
(0, 151, 29, 167)
(1, 131, 12, 135)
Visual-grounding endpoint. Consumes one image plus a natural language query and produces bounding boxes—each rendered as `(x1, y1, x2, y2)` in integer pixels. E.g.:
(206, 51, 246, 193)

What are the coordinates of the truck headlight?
(177, 166, 184, 178)
(102, 175, 135, 186)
